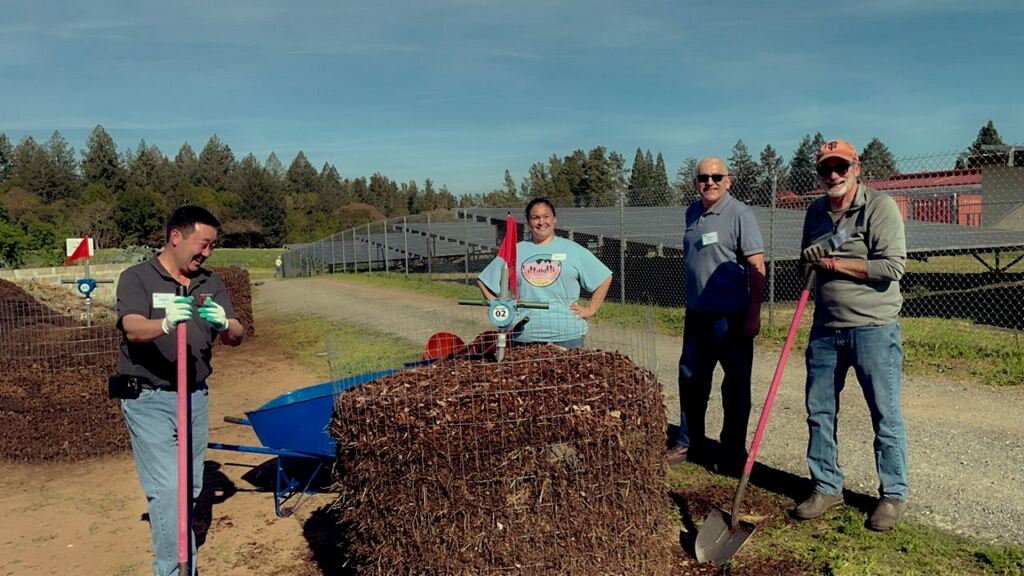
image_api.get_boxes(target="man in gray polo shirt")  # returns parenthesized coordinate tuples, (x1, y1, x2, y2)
(116, 205, 244, 575)
(668, 157, 765, 475)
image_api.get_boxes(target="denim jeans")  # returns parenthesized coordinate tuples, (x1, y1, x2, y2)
(676, 311, 753, 456)
(804, 322, 908, 500)
(122, 387, 209, 576)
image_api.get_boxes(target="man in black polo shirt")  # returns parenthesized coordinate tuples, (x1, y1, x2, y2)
(116, 205, 244, 575)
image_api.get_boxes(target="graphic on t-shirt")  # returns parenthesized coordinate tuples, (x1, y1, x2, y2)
(521, 254, 561, 287)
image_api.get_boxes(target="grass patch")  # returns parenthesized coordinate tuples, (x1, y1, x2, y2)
(205, 248, 282, 270)
(670, 464, 1024, 575)
(261, 312, 422, 381)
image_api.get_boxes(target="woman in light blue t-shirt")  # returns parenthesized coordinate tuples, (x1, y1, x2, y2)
(477, 198, 612, 348)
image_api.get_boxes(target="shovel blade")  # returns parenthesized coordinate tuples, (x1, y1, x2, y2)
(694, 508, 756, 566)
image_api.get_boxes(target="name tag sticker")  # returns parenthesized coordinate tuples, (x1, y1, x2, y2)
(702, 232, 719, 246)
(152, 293, 174, 309)
(551, 253, 567, 261)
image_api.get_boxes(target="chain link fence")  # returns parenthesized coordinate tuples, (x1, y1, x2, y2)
(283, 150, 1024, 334)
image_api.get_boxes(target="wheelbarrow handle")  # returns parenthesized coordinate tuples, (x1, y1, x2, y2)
(223, 415, 251, 426)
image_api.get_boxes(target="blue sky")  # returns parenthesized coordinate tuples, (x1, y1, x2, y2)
(2, 0, 1022, 195)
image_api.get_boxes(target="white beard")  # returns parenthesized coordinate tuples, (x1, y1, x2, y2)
(825, 177, 855, 199)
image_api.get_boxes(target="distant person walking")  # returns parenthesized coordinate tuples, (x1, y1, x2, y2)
(114, 205, 245, 574)
(275, 255, 283, 278)
(792, 139, 909, 532)
(667, 157, 765, 476)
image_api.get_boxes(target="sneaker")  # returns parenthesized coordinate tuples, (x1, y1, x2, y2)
(793, 491, 844, 520)
(868, 497, 907, 531)
(666, 443, 688, 465)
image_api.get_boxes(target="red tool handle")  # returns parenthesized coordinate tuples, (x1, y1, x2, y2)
(176, 289, 190, 574)
(729, 269, 816, 530)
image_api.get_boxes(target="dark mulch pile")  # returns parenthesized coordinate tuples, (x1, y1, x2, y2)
(210, 266, 254, 337)
(330, 345, 673, 575)
(0, 279, 127, 462)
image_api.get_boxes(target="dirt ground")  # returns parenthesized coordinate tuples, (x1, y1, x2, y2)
(3, 275, 1023, 575)
(0, 330, 331, 576)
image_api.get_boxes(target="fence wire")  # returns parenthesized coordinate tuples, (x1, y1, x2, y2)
(283, 150, 1024, 334)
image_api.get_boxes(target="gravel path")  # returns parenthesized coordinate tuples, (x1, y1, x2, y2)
(258, 276, 1024, 545)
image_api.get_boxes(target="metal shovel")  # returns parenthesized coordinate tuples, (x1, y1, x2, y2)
(695, 269, 816, 566)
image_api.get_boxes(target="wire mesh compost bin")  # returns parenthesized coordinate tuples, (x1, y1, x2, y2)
(329, 339, 673, 575)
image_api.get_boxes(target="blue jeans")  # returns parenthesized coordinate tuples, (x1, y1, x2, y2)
(122, 387, 209, 576)
(805, 323, 908, 500)
(676, 311, 752, 456)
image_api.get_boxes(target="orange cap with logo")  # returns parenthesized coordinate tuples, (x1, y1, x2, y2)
(816, 139, 858, 164)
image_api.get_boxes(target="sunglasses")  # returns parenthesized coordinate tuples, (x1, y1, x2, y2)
(697, 173, 726, 184)
(817, 162, 853, 177)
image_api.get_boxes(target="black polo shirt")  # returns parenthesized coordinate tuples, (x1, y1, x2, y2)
(116, 257, 237, 388)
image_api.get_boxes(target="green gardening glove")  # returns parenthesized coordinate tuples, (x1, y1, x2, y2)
(198, 297, 229, 331)
(161, 296, 193, 334)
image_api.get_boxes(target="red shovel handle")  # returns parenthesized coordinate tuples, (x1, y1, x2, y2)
(729, 269, 816, 529)
(176, 290, 190, 573)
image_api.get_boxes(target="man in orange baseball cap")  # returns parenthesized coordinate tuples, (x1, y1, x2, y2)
(793, 138, 910, 532)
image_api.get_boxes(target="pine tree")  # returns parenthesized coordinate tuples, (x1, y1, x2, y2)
(960, 120, 1008, 168)
(0, 133, 12, 182)
(81, 125, 125, 193)
(859, 138, 898, 181)
(585, 146, 616, 207)
(627, 148, 651, 206)
(674, 157, 698, 204)
(232, 153, 285, 246)
(653, 152, 671, 205)
(175, 143, 200, 186)
(728, 140, 761, 203)
(11, 136, 48, 195)
(43, 131, 80, 202)
(285, 151, 319, 195)
(787, 134, 818, 195)
(197, 135, 236, 192)
(758, 144, 787, 206)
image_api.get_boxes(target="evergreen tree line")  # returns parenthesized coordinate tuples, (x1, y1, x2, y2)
(0, 125, 459, 265)
(475, 120, 1013, 210)
(0, 120, 1010, 267)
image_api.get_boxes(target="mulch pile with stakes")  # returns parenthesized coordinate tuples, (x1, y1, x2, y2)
(0, 279, 126, 462)
(0, 267, 254, 462)
(331, 344, 673, 575)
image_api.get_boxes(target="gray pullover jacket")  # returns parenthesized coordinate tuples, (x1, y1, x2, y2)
(801, 183, 906, 327)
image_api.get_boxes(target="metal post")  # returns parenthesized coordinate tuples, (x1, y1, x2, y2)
(768, 168, 777, 327)
(341, 229, 347, 273)
(427, 213, 433, 282)
(619, 194, 625, 304)
(463, 210, 469, 286)
(403, 217, 409, 278)
(367, 222, 372, 273)
(331, 233, 336, 274)
(84, 258, 93, 327)
(384, 218, 390, 274)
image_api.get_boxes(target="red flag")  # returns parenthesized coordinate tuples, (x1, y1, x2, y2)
(497, 214, 517, 298)
(63, 236, 91, 266)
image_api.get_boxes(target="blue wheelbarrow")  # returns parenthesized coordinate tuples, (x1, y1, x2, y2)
(208, 368, 397, 517)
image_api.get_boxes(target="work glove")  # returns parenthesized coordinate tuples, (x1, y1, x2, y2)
(161, 296, 193, 335)
(801, 244, 829, 263)
(198, 297, 229, 331)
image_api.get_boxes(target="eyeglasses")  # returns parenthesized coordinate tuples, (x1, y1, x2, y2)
(817, 162, 853, 177)
(696, 173, 726, 184)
